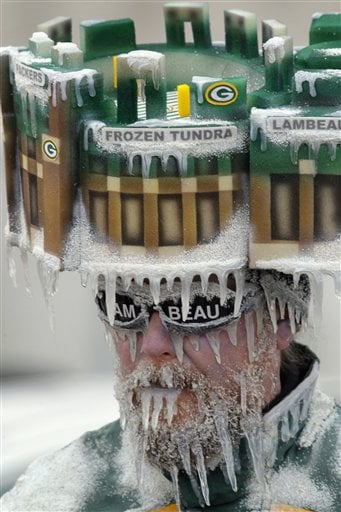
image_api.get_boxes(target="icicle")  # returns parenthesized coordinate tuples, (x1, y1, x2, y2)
(142, 153, 151, 178)
(175, 434, 203, 505)
(233, 446, 241, 474)
(165, 390, 179, 425)
(255, 307, 263, 336)
(60, 81, 68, 102)
(189, 335, 200, 352)
(37, 259, 60, 333)
(20, 90, 28, 123)
(300, 387, 314, 420)
(120, 390, 133, 430)
(199, 270, 210, 295)
(43, 68, 97, 108)
(86, 71, 96, 98)
(266, 423, 279, 467)
(136, 433, 147, 488)
(181, 276, 192, 321)
(294, 71, 321, 97)
(141, 389, 152, 431)
(219, 271, 229, 306)
(106, 272, 117, 326)
(288, 303, 296, 335)
(161, 152, 169, 171)
(206, 332, 221, 364)
(306, 271, 324, 331)
(151, 391, 164, 431)
(166, 275, 175, 291)
(28, 93, 37, 136)
(177, 434, 191, 474)
(233, 269, 245, 317)
(119, 404, 127, 430)
(122, 274, 132, 292)
(245, 312, 255, 363)
(74, 69, 96, 107)
(263, 288, 277, 333)
(128, 153, 134, 173)
(170, 466, 181, 512)
(295, 307, 302, 325)
(278, 297, 286, 319)
(245, 427, 265, 485)
(80, 269, 89, 287)
(179, 151, 188, 177)
(135, 274, 145, 287)
(280, 413, 290, 442)
(90, 272, 100, 297)
(215, 415, 237, 492)
(161, 366, 174, 388)
(308, 140, 320, 166)
(332, 271, 341, 298)
(194, 78, 205, 104)
(239, 373, 247, 415)
(103, 322, 115, 347)
(150, 276, 161, 305)
(263, 36, 285, 64)
(293, 271, 301, 289)
(20, 247, 32, 296)
(253, 125, 267, 151)
(220, 464, 230, 488)
(290, 139, 300, 165)
(83, 121, 105, 151)
(7, 245, 17, 288)
(127, 50, 163, 91)
(289, 403, 300, 437)
(191, 439, 210, 506)
(328, 141, 337, 161)
(227, 320, 238, 346)
(127, 330, 137, 361)
(172, 333, 184, 363)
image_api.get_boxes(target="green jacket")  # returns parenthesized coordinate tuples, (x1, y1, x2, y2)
(2, 349, 340, 512)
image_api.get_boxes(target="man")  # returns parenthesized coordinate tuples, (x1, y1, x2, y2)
(1, 3, 340, 511)
(2, 269, 340, 511)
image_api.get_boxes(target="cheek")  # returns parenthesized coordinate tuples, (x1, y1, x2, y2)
(182, 318, 256, 385)
(183, 335, 246, 386)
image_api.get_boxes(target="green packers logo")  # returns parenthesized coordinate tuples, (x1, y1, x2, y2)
(205, 81, 238, 106)
(42, 138, 59, 160)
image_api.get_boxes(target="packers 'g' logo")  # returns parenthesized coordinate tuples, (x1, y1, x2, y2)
(42, 139, 59, 160)
(205, 81, 238, 106)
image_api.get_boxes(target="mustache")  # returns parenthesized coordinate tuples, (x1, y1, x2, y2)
(123, 362, 208, 391)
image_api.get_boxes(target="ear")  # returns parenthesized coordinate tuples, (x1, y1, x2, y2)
(276, 319, 294, 351)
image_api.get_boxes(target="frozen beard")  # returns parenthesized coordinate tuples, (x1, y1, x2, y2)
(112, 313, 279, 506)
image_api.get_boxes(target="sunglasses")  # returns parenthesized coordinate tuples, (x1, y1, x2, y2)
(96, 285, 263, 336)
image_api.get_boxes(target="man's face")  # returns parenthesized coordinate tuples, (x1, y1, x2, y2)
(114, 309, 282, 423)
(97, 279, 290, 442)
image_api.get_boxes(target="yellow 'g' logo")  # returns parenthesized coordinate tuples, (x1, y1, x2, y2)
(205, 81, 238, 106)
(42, 139, 59, 160)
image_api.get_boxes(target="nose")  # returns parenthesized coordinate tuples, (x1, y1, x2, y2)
(141, 312, 176, 360)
